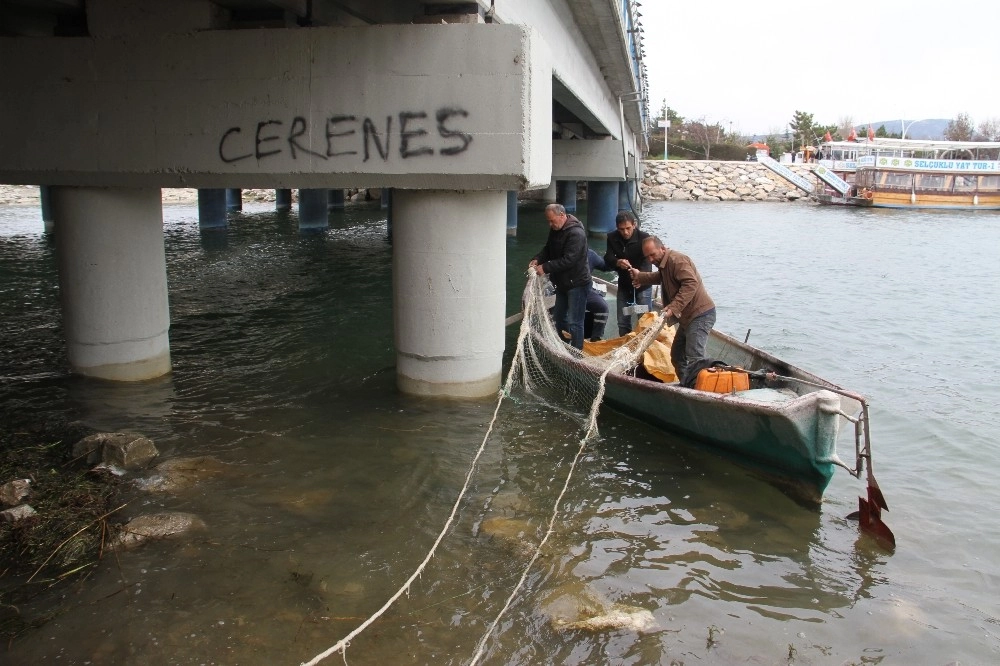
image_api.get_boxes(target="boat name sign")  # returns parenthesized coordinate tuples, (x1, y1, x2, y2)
(875, 157, 1000, 172)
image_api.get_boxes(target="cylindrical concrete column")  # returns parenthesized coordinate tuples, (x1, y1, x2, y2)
(51, 186, 171, 381)
(392, 189, 506, 397)
(384, 188, 393, 242)
(540, 179, 557, 202)
(506, 190, 518, 237)
(226, 188, 242, 212)
(556, 180, 577, 212)
(275, 189, 292, 211)
(586, 181, 618, 237)
(40, 185, 54, 233)
(618, 180, 632, 210)
(298, 188, 329, 230)
(328, 189, 345, 210)
(198, 189, 228, 229)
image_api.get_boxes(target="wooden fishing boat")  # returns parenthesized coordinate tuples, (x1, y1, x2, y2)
(815, 137, 1000, 210)
(521, 276, 893, 547)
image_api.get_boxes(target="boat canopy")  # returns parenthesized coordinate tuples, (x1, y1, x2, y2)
(820, 137, 1000, 158)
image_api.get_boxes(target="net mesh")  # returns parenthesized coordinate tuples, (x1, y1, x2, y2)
(505, 272, 672, 432)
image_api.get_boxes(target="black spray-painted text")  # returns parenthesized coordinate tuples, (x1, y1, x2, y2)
(219, 108, 473, 164)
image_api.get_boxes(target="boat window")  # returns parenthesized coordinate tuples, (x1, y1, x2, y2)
(878, 171, 913, 189)
(913, 173, 949, 191)
(980, 175, 1000, 190)
(953, 175, 978, 192)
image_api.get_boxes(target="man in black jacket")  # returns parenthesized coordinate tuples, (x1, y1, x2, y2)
(604, 210, 652, 335)
(529, 203, 591, 349)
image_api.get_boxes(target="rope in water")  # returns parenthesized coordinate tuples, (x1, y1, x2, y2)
(468, 317, 664, 664)
(299, 283, 537, 666)
(300, 275, 666, 666)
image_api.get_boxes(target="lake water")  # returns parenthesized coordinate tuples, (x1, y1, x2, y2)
(1, 197, 998, 665)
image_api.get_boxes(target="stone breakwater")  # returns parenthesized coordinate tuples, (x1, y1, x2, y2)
(640, 159, 821, 203)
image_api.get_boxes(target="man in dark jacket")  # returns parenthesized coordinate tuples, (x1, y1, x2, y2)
(604, 210, 652, 335)
(529, 203, 591, 349)
(629, 235, 716, 386)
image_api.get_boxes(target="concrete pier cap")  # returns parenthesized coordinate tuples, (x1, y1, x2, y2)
(0, 24, 553, 191)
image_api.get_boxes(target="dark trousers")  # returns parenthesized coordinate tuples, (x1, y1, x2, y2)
(672, 308, 716, 385)
(553, 283, 590, 350)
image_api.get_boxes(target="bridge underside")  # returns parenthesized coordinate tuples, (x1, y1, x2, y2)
(0, 1, 648, 397)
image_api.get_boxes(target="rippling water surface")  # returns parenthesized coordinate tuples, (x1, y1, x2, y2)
(1, 198, 998, 665)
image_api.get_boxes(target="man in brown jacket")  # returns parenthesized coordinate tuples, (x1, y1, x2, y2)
(629, 235, 716, 386)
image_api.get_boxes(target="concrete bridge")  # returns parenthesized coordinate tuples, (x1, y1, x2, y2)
(0, 0, 650, 397)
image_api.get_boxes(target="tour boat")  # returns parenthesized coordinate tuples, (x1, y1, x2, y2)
(815, 138, 1000, 210)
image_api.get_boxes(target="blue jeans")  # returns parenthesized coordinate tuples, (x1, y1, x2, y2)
(553, 283, 590, 350)
(615, 283, 652, 336)
(672, 308, 716, 385)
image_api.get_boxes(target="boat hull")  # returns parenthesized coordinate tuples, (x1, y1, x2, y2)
(526, 320, 846, 505)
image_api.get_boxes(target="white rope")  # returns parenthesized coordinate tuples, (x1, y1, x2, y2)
(299, 276, 538, 666)
(300, 272, 666, 666)
(468, 312, 666, 665)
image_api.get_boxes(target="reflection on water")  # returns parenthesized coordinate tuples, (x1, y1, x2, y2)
(1, 200, 998, 664)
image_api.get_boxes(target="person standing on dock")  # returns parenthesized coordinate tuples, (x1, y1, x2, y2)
(529, 203, 591, 350)
(603, 210, 652, 335)
(629, 236, 716, 386)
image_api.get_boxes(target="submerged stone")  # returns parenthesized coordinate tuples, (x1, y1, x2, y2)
(112, 512, 206, 550)
(73, 432, 159, 469)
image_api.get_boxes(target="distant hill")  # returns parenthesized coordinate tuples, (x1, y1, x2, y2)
(862, 119, 950, 140)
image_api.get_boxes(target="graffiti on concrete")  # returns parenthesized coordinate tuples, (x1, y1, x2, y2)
(219, 108, 473, 164)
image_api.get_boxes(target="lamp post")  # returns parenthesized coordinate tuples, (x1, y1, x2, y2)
(900, 118, 918, 139)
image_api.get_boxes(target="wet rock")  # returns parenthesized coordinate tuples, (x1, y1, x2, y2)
(479, 516, 539, 557)
(0, 479, 31, 506)
(0, 504, 37, 522)
(73, 432, 159, 469)
(112, 512, 206, 550)
(134, 455, 229, 492)
(541, 582, 656, 633)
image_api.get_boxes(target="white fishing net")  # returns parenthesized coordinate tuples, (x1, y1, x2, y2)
(504, 272, 671, 432)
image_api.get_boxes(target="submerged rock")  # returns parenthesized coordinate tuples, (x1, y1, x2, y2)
(135, 456, 229, 492)
(541, 582, 656, 634)
(112, 512, 206, 550)
(73, 432, 159, 469)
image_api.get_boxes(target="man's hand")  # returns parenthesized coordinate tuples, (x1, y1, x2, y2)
(616, 259, 632, 270)
(628, 267, 641, 287)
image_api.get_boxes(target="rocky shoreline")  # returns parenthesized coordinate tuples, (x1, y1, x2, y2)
(640, 159, 819, 203)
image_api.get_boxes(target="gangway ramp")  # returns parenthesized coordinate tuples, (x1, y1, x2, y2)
(757, 154, 814, 194)
(813, 164, 851, 194)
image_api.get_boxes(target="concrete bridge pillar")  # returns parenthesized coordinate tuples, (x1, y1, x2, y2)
(298, 188, 329, 230)
(40, 185, 54, 233)
(226, 188, 242, 212)
(557, 180, 577, 212)
(275, 189, 292, 211)
(506, 191, 518, 236)
(328, 189, 345, 210)
(586, 180, 618, 237)
(198, 189, 228, 229)
(51, 186, 171, 381)
(618, 179, 633, 210)
(392, 189, 506, 397)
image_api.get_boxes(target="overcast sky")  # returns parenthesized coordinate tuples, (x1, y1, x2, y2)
(639, 0, 1000, 135)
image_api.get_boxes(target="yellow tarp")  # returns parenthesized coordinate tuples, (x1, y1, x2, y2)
(581, 312, 679, 383)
